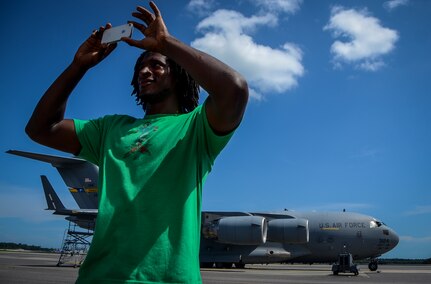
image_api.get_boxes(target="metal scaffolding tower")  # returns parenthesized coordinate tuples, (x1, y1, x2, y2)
(57, 221, 93, 267)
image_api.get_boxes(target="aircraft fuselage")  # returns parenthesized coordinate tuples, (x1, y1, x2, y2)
(200, 211, 399, 267)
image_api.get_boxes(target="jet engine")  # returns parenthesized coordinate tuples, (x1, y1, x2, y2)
(203, 216, 267, 245)
(267, 218, 309, 244)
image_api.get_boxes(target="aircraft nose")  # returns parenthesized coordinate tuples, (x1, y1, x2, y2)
(390, 229, 399, 248)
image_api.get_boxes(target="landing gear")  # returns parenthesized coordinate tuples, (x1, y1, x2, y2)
(201, 261, 245, 269)
(331, 253, 359, 276)
(368, 259, 378, 271)
(215, 262, 233, 269)
(200, 262, 214, 268)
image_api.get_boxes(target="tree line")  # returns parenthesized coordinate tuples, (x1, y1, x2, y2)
(0, 242, 57, 252)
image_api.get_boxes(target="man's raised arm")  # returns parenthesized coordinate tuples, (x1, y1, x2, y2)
(123, 2, 249, 134)
(26, 24, 116, 154)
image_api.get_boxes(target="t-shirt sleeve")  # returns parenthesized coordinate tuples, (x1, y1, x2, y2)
(74, 117, 106, 166)
(198, 102, 235, 162)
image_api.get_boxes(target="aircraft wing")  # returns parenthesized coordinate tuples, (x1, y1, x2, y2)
(203, 211, 253, 217)
(203, 211, 296, 220)
(6, 149, 86, 165)
(6, 149, 99, 189)
(250, 212, 296, 220)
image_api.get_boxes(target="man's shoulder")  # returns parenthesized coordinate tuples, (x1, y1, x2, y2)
(97, 114, 138, 124)
(75, 114, 139, 134)
(181, 104, 204, 119)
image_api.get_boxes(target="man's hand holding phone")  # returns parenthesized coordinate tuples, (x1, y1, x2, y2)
(73, 23, 120, 70)
(101, 23, 133, 44)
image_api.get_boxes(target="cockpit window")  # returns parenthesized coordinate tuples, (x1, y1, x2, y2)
(370, 220, 383, 228)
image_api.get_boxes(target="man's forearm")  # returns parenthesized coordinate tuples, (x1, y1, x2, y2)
(160, 35, 249, 133)
(161, 36, 248, 100)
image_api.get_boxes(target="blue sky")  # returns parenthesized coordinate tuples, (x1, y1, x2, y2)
(0, 0, 430, 259)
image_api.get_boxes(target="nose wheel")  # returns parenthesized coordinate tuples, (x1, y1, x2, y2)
(368, 259, 378, 271)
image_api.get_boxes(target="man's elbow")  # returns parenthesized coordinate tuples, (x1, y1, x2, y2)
(25, 123, 40, 142)
(227, 75, 249, 124)
(25, 122, 48, 144)
(233, 75, 249, 104)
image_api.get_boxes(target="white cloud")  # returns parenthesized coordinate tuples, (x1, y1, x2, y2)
(191, 9, 304, 100)
(188, 0, 303, 16)
(400, 235, 431, 243)
(324, 6, 399, 71)
(358, 60, 385, 71)
(383, 0, 409, 11)
(251, 0, 302, 14)
(351, 147, 381, 159)
(187, 0, 217, 16)
(196, 9, 278, 34)
(404, 205, 431, 216)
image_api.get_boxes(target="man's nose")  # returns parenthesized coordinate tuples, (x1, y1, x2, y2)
(139, 65, 151, 76)
(138, 67, 152, 83)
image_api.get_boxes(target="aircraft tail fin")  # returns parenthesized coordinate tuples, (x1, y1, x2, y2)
(68, 187, 98, 209)
(7, 150, 99, 210)
(41, 175, 65, 210)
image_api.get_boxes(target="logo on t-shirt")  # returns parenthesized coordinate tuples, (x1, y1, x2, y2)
(123, 122, 158, 159)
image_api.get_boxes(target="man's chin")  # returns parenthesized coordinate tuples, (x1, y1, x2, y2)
(138, 91, 171, 105)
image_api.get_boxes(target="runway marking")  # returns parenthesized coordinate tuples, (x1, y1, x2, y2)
(371, 269, 431, 274)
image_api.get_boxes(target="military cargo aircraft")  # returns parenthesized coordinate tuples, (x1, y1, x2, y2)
(7, 149, 399, 271)
(200, 210, 398, 271)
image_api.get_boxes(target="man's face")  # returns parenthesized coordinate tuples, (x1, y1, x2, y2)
(137, 52, 176, 105)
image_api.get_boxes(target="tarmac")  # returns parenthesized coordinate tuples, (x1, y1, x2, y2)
(1, 250, 430, 284)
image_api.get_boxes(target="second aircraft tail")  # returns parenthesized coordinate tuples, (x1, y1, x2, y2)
(41, 175, 65, 210)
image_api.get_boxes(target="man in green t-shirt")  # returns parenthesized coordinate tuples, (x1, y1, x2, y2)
(25, 2, 248, 283)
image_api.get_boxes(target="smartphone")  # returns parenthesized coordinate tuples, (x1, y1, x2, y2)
(101, 23, 133, 44)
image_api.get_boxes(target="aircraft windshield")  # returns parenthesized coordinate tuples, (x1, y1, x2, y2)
(370, 220, 383, 228)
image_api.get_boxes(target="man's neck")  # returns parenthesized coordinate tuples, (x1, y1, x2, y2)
(144, 100, 180, 116)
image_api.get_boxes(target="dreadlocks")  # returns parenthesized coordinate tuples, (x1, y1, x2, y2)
(131, 51, 200, 113)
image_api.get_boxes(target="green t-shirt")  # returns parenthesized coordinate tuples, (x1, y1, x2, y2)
(74, 104, 233, 283)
